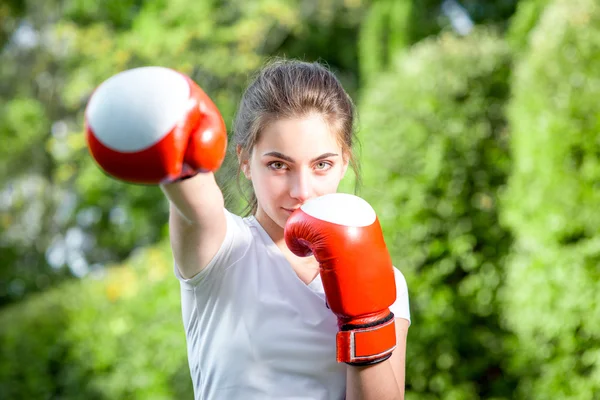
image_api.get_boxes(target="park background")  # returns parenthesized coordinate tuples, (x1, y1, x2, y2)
(1, 0, 599, 398)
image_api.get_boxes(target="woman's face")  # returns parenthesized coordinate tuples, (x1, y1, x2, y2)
(242, 113, 349, 235)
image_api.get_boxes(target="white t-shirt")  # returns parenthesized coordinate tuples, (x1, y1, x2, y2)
(174, 209, 410, 400)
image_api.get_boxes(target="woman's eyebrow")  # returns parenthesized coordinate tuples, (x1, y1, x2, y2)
(262, 151, 339, 163)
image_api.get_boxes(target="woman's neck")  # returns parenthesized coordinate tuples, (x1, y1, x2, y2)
(254, 209, 285, 245)
(254, 208, 316, 264)
(254, 208, 319, 283)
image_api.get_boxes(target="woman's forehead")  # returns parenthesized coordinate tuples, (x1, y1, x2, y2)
(255, 115, 341, 151)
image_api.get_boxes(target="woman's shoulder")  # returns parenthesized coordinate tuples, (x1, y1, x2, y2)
(392, 267, 408, 292)
(177, 209, 255, 286)
(391, 267, 411, 325)
(224, 208, 253, 233)
(225, 209, 270, 246)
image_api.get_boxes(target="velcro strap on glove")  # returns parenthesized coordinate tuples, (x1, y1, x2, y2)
(336, 312, 396, 366)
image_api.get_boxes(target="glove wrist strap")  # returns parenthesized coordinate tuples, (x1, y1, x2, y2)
(336, 312, 396, 366)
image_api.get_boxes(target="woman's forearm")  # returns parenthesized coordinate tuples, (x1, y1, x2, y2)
(346, 358, 403, 400)
(160, 172, 223, 224)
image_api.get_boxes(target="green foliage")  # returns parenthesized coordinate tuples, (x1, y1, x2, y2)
(506, 0, 552, 52)
(360, 29, 515, 399)
(0, 97, 50, 179)
(271, 0, 367, 96)
(458, 0, 520, 26)
(358, 0, 413, 82)
(357, 0, 521, 84)
(500, 0, 600, 397)
(502, 0, 600, 247)
(64, 0, 146, 29)
(0, 241, 193, 399)
(0, 0, 25, 47)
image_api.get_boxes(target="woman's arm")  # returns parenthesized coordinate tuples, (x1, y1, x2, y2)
(346, 319, 410, 400)
(160, 172, 227, 279)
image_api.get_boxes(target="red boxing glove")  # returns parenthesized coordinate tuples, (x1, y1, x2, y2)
(85, 66, 227, 184)
(284, 193, 397, 366)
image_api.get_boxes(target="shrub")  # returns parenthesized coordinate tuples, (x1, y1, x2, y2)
(359, 29, 515, 399)
(0, 242, 193, 399)
(358, 0, 414, 82)
(506, 0, 552, 52)
(500, 0, 600, 397)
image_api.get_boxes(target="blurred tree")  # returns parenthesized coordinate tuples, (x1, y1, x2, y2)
(358, 0, 520, 83)
(272, 0, 367, 96)
(0, 0, 366, 307)
(358, 0, 413, 82)
(0, 0, 107, 307)
(506, 0, 552, 52)
(0, 0, 26, 48)
(360, 29, 516, 399)
(500, 0, 600, 397)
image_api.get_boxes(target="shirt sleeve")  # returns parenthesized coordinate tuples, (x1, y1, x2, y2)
(389, 267, 411, 326)
(173, 208, 252, 288)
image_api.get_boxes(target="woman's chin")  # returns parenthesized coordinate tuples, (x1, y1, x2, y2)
(278, 212, 295, 229)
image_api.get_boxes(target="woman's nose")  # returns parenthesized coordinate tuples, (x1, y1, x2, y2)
(289, 169, 312, 203)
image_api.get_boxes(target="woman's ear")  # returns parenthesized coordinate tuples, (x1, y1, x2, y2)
(236, 145, 251, 179)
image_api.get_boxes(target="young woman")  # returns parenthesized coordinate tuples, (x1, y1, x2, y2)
(85, 59, 410, 399)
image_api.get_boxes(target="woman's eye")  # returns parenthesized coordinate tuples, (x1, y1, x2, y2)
(315, 161, 332, 171)
(268, 161, 286, 170)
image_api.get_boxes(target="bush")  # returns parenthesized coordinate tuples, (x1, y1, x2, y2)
(506, 0, 552, 52)
(359, 29, 515, 399)
(357, 0, 521, 84)
(0, 242, 193, 399)
(358, 0, 413, 82)
(500, 0, 600, 398)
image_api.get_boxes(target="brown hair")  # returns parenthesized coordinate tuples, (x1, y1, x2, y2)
(232, 58, 361, 215)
